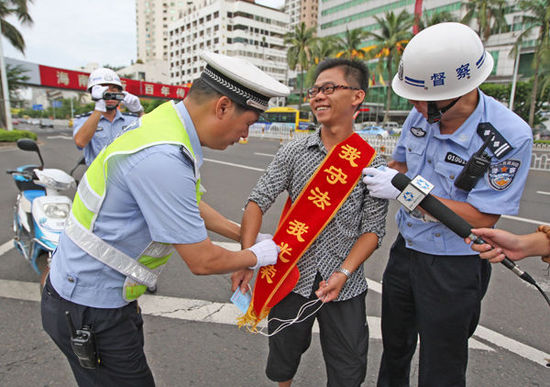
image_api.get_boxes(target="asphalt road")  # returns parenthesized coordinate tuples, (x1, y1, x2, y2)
(0, 127, 548, 386)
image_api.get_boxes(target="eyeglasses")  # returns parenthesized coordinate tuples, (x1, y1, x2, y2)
(307, 82, 361, 98)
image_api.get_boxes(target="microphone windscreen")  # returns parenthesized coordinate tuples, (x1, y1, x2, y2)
(390, 173, 473, 238)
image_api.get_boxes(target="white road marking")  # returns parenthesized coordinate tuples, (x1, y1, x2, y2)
(501, 215, 550, 226)
(0, 278, 491, 352)
(536, 191, 550, 196)
(0, 240, 14, 256)
(47, 135, 73, 140)
(1, 246, 548, 364)
(204, 158, 265, 172)
(254, 152, 275, 157)
(474, 326, 550, 367)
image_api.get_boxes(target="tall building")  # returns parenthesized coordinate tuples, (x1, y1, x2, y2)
(284, 0, 319, 30)
(168, 0, 289, 90)
(317, 0, 536, 82)
(136, 0, 189, 63)
(317, 0, 538, 113)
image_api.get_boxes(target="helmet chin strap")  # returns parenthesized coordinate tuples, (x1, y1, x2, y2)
(427, 97, 461, 124)
(105, 102, 120, 111)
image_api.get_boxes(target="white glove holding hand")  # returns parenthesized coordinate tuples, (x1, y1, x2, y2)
(247, 239, 280, 270)
(362, 166, 400, 199)
(91, 85, 108, 112)
(122, 91, 143, 113)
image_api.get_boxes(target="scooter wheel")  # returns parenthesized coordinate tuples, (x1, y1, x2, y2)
(146, 286, 157, 294)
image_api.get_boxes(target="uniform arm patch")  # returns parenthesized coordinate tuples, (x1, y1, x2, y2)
(487, 159, 520, 190)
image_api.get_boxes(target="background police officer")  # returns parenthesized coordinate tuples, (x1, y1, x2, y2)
(73, 67, 144, 165)
(363, 23, 533, 386)
(41, 52, 289, 386)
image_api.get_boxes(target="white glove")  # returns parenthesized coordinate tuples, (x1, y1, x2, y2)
(362, 166, 400, 199)
(91, 85, 108, 112)
(255, 233, 273, 244)
(247, 239, 280, 270)
(91, 85, 108, 100)
(122, 91, 143, 113)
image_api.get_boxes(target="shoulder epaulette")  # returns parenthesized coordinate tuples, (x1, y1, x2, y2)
(122, 112, 140, 117)
(476, 122, 513, 159)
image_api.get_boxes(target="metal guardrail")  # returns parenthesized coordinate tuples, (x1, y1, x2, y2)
(248, 130, 550, 172)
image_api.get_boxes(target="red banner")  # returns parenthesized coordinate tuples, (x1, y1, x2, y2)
(38, 65, 189, 100)
(238, 133, 376, 329)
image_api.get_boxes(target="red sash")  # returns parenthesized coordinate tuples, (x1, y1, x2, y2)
(238, 133, 376, 329)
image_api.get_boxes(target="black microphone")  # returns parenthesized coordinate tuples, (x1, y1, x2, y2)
(391, 173, 537, 286)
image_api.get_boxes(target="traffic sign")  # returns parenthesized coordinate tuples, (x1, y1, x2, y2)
(32, 104, 43, 111)
(52, 100, 62, 108)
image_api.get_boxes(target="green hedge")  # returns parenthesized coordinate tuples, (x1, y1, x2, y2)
(534, 140, 550, 145)
(0, 129, 37, 142)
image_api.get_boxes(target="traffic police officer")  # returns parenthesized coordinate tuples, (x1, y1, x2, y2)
(41, 52, 289, 386)
(73, 67, 144, 165)
(363, 23, 533, 386)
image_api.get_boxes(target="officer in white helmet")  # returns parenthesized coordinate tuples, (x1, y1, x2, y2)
(362, 23, 532, 386)
(41, 51, 289, 386)
(73, 67, 144, 165)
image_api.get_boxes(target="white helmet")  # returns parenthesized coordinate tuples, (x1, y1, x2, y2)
(87, 68, 122, 91)
(392, 22, 493, 101)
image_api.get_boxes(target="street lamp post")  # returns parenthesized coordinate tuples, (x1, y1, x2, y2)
(509, 47, 520, 111)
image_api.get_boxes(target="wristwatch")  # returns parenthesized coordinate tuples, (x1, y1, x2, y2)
(336, 267, 351, 279)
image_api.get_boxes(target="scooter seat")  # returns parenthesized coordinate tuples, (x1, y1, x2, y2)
(23, 189, 46, 203)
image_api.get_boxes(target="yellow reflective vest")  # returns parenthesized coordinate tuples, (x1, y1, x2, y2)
(65, 101, 201, 301)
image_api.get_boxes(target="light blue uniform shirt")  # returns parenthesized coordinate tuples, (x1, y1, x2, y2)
(51, 102, 207, 308)
(392, 90, 532, 255)
(73, 110, 138, 165)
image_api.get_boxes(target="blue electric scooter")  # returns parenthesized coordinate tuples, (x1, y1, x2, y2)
(6, 139, 76, 282)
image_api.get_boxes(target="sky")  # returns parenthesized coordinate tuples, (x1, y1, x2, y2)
(2, 0, 285, 71)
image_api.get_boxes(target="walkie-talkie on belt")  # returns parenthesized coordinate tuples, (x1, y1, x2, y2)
(65, 311, 99, 369)
(454, 134, 493, 191)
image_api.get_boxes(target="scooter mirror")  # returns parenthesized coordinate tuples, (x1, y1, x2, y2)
(16, 138, 44, 169)
(17, 138, 39, 152)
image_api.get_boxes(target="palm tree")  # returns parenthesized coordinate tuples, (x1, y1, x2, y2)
(537, 44, 550, 98)
(284, 22, 316, 110)
(461, 0, 507, 44)
(310, 36, 338, 65)
(304, 36, 339, 87)
(417, 10, 458, 31)
(0, 0, 33, 128)
(365, 10, 413, 122)
(6, 63, 28, 106)
(514, 0, 550, 127)
(0, 0, 33, 54)
(336, 28, 369, 59)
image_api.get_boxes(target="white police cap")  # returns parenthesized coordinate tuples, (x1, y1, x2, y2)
(200, 51, 290, 112)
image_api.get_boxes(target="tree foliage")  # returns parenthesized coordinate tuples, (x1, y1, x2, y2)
(0, 0, 33, 54)
(514, 0, 550, 127)
(365, 10, 413, 122)
(305, 36, 339, 87)
(335, 28, 369, 59)
(7, 63, 29, 106)
(417, 10, 457, 31)
(284, 22, 317, 110)
(480, 81, 549, 127)
(461, 0, 508, 43)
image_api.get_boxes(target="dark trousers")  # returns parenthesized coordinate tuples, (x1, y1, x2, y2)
(377, 235, 490, 387)
(266, 273, 369, 387)
(41, 277, 155, 387)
